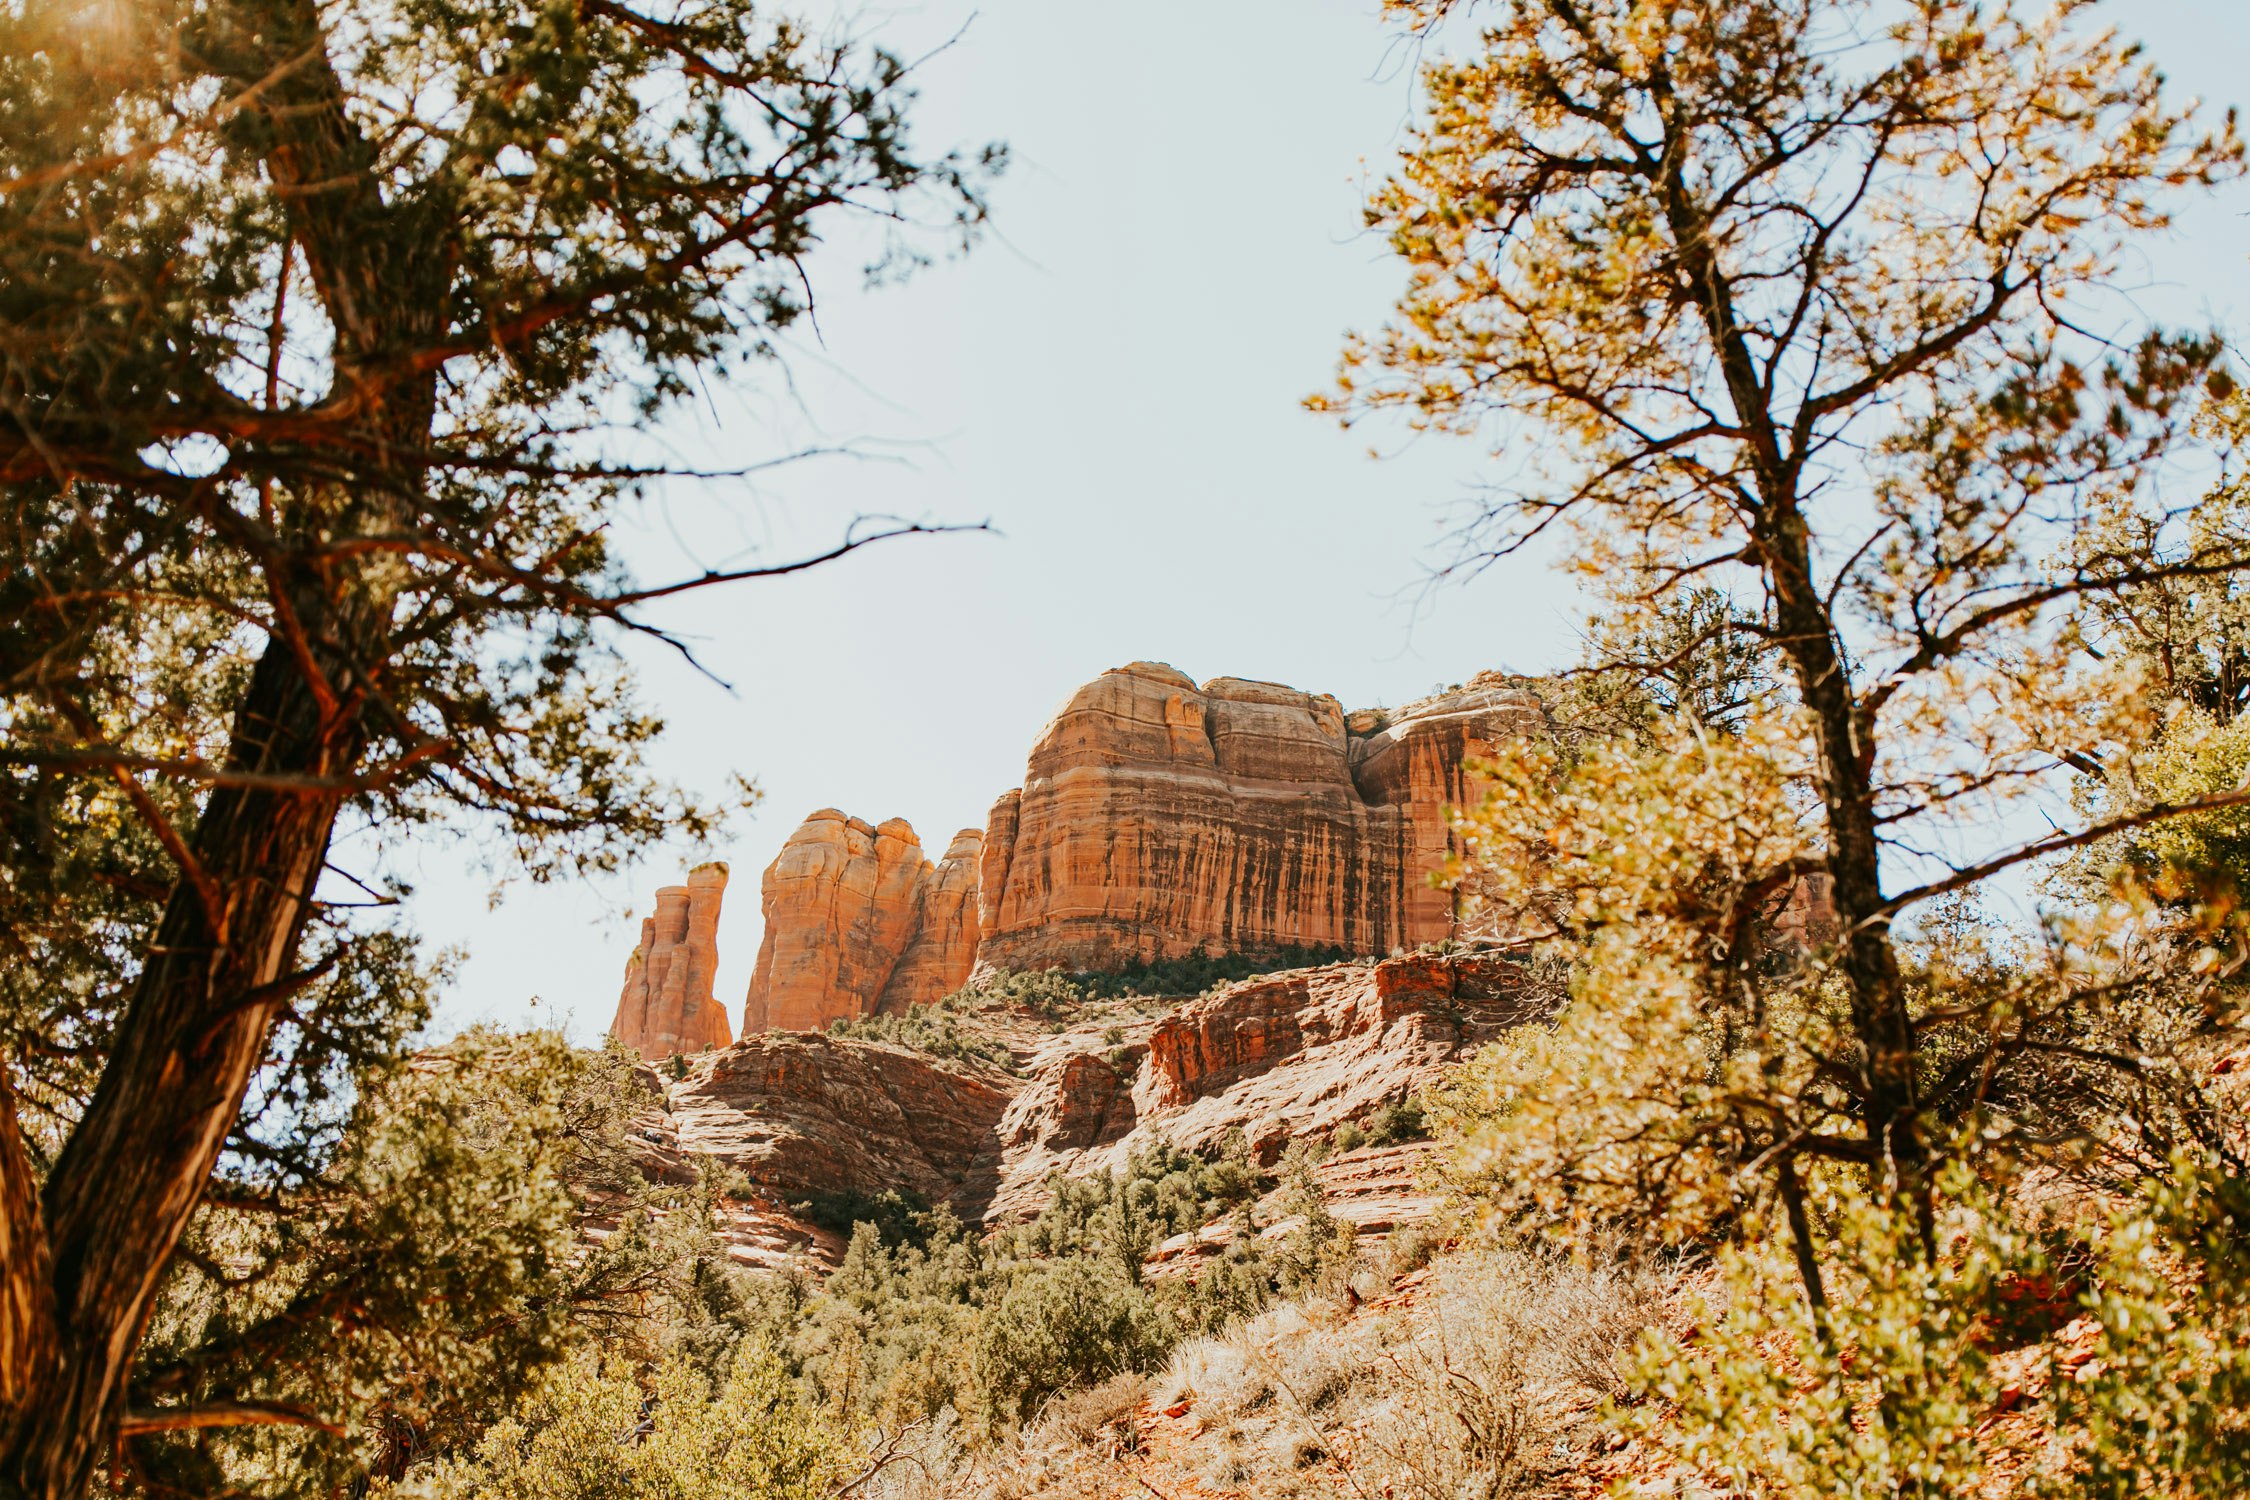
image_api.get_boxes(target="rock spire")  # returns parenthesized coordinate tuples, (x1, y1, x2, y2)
(611, 862, 733, 1058)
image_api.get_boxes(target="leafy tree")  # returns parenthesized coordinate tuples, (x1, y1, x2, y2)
(408, 1341, 854, 1500)
(1622, 1157, 2043, 1499)
(125, 1031, 584, 1492)
(0, 0, 992, 1486)
(1322, 0, 2249, 1215)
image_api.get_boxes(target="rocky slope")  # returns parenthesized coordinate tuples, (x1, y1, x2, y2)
(626, 949, 1546, 1268)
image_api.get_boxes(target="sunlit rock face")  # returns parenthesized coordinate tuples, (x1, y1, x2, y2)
(722, 662, 1552, 1036)
(611, 862, 733, 1058)
(970, 663, 1553, 973)
(642, 950, 1541, 1253)
(877, 828, 986, 1012)
(739, 812, 983, 1034)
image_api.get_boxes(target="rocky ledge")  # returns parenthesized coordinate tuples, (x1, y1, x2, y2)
(624, 950, 1547, 1268)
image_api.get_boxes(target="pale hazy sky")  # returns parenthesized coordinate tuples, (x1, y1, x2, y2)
(408, 0, 2250, 1045)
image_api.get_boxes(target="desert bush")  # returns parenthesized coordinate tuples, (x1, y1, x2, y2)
(2045, 1152, 2250, 1498)
(975, 1255, 1176, 1426)
(790, 1188, 935, 1251)
(944, 969, 1093, 1022)
(1363, 1096, 1429, 1147)
(1619, 1157, 2060, 1499)
(409, 1341, 853, 1500)
(1158, 1244, 1658, 1500)
(829, 1002, 1017, 1073)
(1382, 1223, 1442, 1279)
(1074, 945, 1353, 1001)
(1033, 1372, 1148, 1454)
(785, 1213, 984, 1428)
(757, 1137, 1300, 1437)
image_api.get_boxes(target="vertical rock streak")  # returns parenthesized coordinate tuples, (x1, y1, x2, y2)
(719, 663, 1548, 1034)
(613, 862, 733, 1058)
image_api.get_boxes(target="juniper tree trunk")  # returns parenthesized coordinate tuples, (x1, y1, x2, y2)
(0, 0, 442, 1483)
(0, 630, 366, 1496)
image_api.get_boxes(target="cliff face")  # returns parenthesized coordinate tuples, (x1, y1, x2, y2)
(974, 664, 1550, 974)
(612, 862, 733, 1059)
(740, 812, 983, 1034)
(719, 663, 1551, 1037)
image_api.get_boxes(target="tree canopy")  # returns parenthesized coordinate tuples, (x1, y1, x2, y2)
(0, 0, 992, 1489)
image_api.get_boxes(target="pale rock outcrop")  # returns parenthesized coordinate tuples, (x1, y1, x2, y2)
(611, 862, 733, 1058)
(740, 813, 983, 1033)
(971, 664, 1551, 972)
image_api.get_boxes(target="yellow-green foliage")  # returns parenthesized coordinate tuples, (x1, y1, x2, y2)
(411, 1343, 852, 1500)
(2112, 707, 2250, 885)
(1621, 1160, 2035, 1499)
(1429, 715, 1855, 1245)
(2048, 1156, 2250, 1498)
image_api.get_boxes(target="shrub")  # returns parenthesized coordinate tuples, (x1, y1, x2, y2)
(1618, 1159, 2044, 1499)
(413, 1341, 852, 1500)
(789, 1188, 934, 1250)
(2048, 1153, 2250, 1498)
(1074, 944, 1354, 1001)
(1362, 1096, 1427, 1146)
(827, 1002, 1016, 1073)
(1157, 1245, 1656, 1500)
(975, 1252, 1177, 1425)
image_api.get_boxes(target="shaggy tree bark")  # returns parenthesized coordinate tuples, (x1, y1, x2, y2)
(0, 0, 986, 1482)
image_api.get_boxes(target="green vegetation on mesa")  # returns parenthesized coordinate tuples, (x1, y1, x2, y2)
(825, 947, 1359, 1070)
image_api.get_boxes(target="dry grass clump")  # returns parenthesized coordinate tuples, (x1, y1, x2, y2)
(856, 1236, 1664, 1500)
(854, 1376, 1154, 1500)
(1154, 1239, 1662, 1499)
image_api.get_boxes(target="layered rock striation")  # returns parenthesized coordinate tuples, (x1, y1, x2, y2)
(612, 862, 734, 1058)
(632, 950, 1544, 1265)
(740, 813, 983, 1034)
(974, 664, 1550, 974)
(725, 663, 1551, 1035)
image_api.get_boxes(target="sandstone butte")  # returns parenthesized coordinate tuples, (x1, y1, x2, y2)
(610, 862, 734, 1059)
(711, 661, 1553, 1041)
(739, 815, 984, 1034)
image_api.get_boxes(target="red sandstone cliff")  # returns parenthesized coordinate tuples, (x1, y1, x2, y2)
(611, 862, 733, 1059)
(974, 664, 1550, 973)
(722, 663, 1551, 1036)
(739, 812, 984, 1034)
(633, 951, 1543, 1266)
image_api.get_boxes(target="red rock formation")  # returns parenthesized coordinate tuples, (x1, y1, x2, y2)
(612, 862, 733, 1059)
(878, 828, 985, 1012)
(666, 1031, 1013, 1209)
(985, 952, 1542, 1219)
(645, 951, 1543, 1248)
(740, 812, 984, 1034)
(972, 664, 1551, 971)
(723, 663, 1550, 1037)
